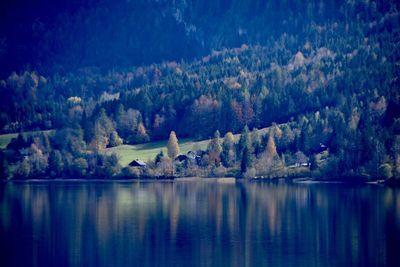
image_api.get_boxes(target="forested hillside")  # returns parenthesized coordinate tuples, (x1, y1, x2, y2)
(0, 0, 399, 181)
(1, 0, 398, 76)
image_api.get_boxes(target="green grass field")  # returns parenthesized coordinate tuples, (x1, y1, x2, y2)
(0, 130, 54, 149)
(106, 138, 210, 166)
(106, 126, 274, 166)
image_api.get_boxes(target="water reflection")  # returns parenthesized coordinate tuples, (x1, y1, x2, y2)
(1, 180, 400, 267)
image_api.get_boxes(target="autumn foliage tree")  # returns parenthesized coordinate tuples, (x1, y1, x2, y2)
(255, 134, 283, 177)
(266, 135, 278, 159)
(207, 130, 222, 166)
(167, 131, 179, 159)
(136, 123, 150, 142)
(221, 132, 236, 167)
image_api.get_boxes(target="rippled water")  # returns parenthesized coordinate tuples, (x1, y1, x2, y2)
(1, 179, 400, 267)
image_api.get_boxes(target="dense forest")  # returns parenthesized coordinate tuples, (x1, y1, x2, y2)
(0, 0, 399, 182)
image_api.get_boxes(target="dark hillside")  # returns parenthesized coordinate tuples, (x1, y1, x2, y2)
(1, 0, 398, 77)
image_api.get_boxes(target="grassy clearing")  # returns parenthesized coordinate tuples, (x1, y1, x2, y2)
(106, 138, 209, 166)
(106, 125, 275, 166)
(0, 130, 54, 149)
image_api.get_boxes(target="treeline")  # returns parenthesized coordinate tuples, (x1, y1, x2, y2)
(1, 126, 120, 179)
(144, 106, 399, 181)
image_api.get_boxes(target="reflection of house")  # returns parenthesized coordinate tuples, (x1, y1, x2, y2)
(129, 159, 146, 167)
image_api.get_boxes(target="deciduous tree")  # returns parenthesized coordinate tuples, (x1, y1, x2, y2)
(221, 132, 235, 167)
(207, 130, 222, 166)
(167, 131, 179, 159)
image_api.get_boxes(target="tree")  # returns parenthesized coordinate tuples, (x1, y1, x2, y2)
(254, 135, 283, 177)
(28, 143, 48, 176)
(0, 152, 7, 179)
(155, 150, 165, 164)
(167, 131, 179, 159)
(379, 163, 393, 179)
(16, 158, 31, 178)
(90, 122, 109, 151)
(109, 131, 123, 147)
(184, 95, 220, 138)
(240, 146, 253, 174)
(48, 150, 64, 177)
(72, 157, 88, 177)
(93, 153, 121, 178)
(251, 128, 262, 155)
(266, 135, 278, 159)
(136, 122, 150, 142)
(207, 130, 222, 166)
(38, 132, 51, 153)
(221, 132, 235, 167)
(89, 109, 116, 150)
(395, 156, 400, 180)
(7, 133, 26, 150)
(237, 125, 252, 156)
(238, 126, 254, 174)
(157, 157, 174, 177)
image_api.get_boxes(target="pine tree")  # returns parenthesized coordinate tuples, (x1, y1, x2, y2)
(167, 131, 179, 159)
(251, 128, 262, 155)
(48, 150, 64, 176)
(240, 146, 253, 174)
(237, 125, 251, 156)
(155, 150, 165, 164)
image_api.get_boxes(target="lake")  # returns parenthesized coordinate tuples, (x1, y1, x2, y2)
(1, 179, 400, 267)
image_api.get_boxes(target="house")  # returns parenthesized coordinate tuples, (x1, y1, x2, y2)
(312, 143, 328, 154)
(293, 151, 310, 167)
(175, 151, 201, 164)
(186, 151, 197, 160)
(129, 159, 146, 167)
(175, 154, 189, 162)
(295, 162, 311, 167)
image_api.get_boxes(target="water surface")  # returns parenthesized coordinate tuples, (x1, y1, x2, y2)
(1, 180, 400, 267)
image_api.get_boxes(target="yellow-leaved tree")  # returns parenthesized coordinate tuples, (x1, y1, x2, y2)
(167, 131, 180, 159)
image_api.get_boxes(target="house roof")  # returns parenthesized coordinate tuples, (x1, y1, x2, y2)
(175, 154, 188, 161)
(129, 159, 146, 167)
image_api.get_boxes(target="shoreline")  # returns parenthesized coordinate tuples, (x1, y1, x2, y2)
(0, 176, 394, 186)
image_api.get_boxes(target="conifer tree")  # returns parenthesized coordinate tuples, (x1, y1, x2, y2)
(240, 146, 252, 174)
(48, 150, 64, 176)
(237, 125, 251, 156)
(155, 150, 165, 164)
(237, 126, 255, 174)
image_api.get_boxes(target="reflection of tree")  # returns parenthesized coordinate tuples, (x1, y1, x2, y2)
(1, 182, 400, 266)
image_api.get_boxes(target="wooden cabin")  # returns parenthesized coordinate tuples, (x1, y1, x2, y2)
(129, 159, 146, 167)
